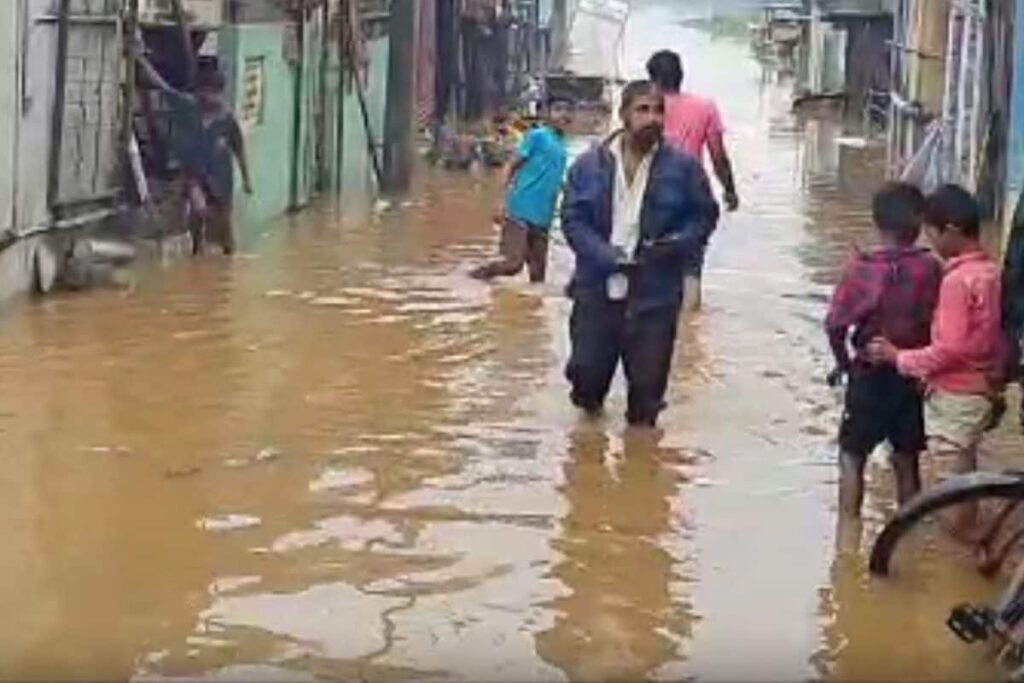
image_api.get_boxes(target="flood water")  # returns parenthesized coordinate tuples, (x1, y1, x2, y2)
(0, 4, 1013, 682)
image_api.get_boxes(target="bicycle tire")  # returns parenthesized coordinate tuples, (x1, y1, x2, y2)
(870, 471, 1024, 577)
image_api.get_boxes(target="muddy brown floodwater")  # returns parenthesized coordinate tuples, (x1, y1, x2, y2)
(0, 5, 1014, 682)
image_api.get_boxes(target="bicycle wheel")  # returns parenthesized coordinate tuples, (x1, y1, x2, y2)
(870, 471, 1024, 577)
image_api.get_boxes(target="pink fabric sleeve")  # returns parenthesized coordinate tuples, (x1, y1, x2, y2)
(706, 101, 725, 137)
(896, 276, 970, 380)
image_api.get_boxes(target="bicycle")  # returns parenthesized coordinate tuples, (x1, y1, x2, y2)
(870, 470, 1024, 677)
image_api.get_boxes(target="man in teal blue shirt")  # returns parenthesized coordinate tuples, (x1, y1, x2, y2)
(471, 98, 572, 283)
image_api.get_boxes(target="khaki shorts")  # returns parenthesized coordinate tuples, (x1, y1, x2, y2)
(924, 391, 994, 478)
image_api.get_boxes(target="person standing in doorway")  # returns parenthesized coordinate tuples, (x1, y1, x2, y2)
(134, 46, 253, 255)
(470, 97, 573, 283)
(647, 50, 738, 310)
(562, 81, 718, 427)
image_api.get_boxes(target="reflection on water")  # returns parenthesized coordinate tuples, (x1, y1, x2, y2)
(536, 428, 694, 681)
(0, 3, 1010, 682)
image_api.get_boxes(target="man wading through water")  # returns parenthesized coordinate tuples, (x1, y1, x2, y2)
(647, 50, 739, 311)
(562, 81, 719, 427)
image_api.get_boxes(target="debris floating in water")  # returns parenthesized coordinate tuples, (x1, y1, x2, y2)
(165, 465, 202, 479)
(224, 448, 282, 469)
(308, 466, 375, 493)
(196, 514, 262, 532)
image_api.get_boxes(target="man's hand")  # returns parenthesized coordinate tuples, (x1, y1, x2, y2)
(243, 178, 254, 196)
(614, 246, 638, 272)
(724, 190, 739, 212)
(826, 367, 846, 388)
(866, 337, 899, 366)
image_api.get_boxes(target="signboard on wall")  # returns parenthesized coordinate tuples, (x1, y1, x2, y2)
(240, 57, 265, 130)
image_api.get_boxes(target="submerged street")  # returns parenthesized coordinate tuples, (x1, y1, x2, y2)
(0, 3, 1011, 681)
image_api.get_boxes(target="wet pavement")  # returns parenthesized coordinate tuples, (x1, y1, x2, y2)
(0, 4, 1013, 682)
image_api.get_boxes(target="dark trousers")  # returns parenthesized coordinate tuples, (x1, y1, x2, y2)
(565, 295, 680, 426)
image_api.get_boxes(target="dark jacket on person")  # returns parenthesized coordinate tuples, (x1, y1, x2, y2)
(561, 131, 720, 312)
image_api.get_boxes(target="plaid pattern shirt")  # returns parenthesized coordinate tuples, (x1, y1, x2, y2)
(826, 246, 943, 369)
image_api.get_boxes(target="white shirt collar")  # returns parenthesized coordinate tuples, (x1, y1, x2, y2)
(609, 136, 656, 257)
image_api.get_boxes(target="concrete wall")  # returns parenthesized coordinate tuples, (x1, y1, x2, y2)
(219, 23, 299, 241)
(802, 13, 847, 95)
(907, 0, 949, 116)
(0, 0, 68, 301)
(211, 19, 390, 239)
(0, 2, 17, 233)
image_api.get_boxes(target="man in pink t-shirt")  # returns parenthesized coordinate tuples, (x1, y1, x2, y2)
(647, 51, 738, 310)
(647, 51, 738, 211)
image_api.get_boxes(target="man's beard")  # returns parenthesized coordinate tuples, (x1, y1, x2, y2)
(632, 126, 662, 149)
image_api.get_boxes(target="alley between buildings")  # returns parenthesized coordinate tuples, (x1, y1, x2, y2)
(0, 2, 1016, 681)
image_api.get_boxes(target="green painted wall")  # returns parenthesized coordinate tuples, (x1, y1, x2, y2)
(220, 24, 298, 240)
(219, 23, 390, 236)
(339, 36, 390, 206)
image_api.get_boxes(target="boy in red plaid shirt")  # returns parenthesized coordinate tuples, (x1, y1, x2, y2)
(826, 182, 942, 518)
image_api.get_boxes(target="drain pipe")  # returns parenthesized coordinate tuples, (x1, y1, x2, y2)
(334, 0, 347, 196)
(290, 0, 307, 210)
(46, 0, 70, 213)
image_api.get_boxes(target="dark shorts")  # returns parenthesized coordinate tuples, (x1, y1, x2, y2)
(184, 178, 235, 254)
(839, 365, 926, 458)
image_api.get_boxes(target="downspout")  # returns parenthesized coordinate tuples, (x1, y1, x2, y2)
(318, 0, 329, 192)
(334, 0, 346, 197)
(290, 0, 307, 210)
(46, 0, 71, 216)
(10, 0, 27, 232)
(122, 0, 140, 201)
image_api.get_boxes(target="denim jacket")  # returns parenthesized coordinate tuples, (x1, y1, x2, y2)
(561, 132, 720, 311)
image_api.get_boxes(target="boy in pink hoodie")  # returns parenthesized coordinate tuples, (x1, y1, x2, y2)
(870, 185, 1005, 533)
